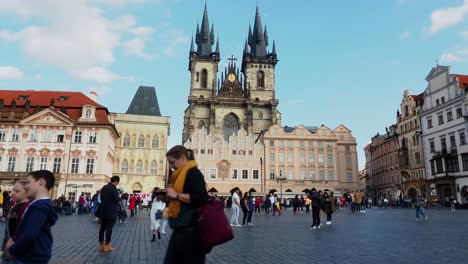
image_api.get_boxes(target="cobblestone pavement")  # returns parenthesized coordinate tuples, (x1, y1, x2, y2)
(1, 207, 467, 264)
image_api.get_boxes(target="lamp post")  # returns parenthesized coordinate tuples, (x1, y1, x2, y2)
(276, 171, 286, 200)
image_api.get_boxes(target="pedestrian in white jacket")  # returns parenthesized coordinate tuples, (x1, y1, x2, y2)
(150, 192, 166, 242)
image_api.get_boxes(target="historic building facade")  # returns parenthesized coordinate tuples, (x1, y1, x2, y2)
(367, 125, 402, 200)
(261, 124, 360, 196)
(0, 91, 118, 200)
(184, 127, 263, 194)
(113, 86, 170, 194)
(182, 6, 280, 143)
(396, 90, 425, 200)
(419, 65, 468, 205)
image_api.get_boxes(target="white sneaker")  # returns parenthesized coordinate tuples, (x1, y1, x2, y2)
(317, 225, 321, 229)
(326, 221, 331, 225)
(310, 226, 317, 230)
(235, 224, 242, 227)
(363, 211, 366, 213)
(230, 224, 235, 227)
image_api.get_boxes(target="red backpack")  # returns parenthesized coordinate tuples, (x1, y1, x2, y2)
(196, 197, 234, 253)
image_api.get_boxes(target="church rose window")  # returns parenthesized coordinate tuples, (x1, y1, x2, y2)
(223, 113, 240, 141)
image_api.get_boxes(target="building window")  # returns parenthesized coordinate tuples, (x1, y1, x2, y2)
(415, 152, 421, 164)
(346, 172, 353, 182)
(257, 70, 265, 88)
(288, 169, 294, 180)
(53, 158, 61, 174)
(436, 159, 444, 173)
(460, 132, 467, 145)
(288, 141, 293, 147)
(89, 131, 97, 143)
(327, 154, 333, 164)
(30, 129, 38, 142)
(318, 142, 323, 148)
(123, 135, 130, 147)
(8, 157, 16, 172)
(279, 169, 285, 178)
(138, 135, 145, 148)
(270, 152, 275, 162)
(279, 140, 284, 147)
(11, 129, 20, 142)
(210, 169, 216, 179)
(71, 158, 79, 174)
(436, 99, 440, 106)
(231, 169, 238, 179)
(121, 160, 128, 173)
(253, 170, 259, 180)
(152, 136, 159, 148)
(74, 131, 82, 143)
(308, 141, 314, 148)
(462, 154, 468, 171)
(223, 113, 240, 141)
(0, 129, 6, 141)
(86, 159, 95, 174)
(309, 170, 315, 180)
(319, 171, 324, 180)
(309, 154, 315, 164)
(447, 111, 453, 121)
(136, 160, 143, 174)
(427, 119, 433, 129)
(441, 96, 445, 104)
(441, 137, 447, 152)
(345, 146, 350, 152)
(201, 69, 208, 88)
(269, 169, 275, 179)
(456, 108, 463, 118)
(269, 140, 275, 146)
(242, 170, 248, 179)
(346, 158, 352, 168)
(328, 171, 334, 180)
(438, 115, 444, 125)
(447, 157, 460, 172)
(279, 152, 285, 162)
(40, 157, 48, 170)
(318, 154, 324, 164)
(26, 157, 34, 172)
(300, 141, 305, 148)
(450, 135, 457, 148)
(43, 129, 52, 142)
(327, 142, 333, 148)
(300, 169, 306, 180)
(287, 153, 293, 162)
(429, 140, 435, 153)
(56, 131, 64, 143)
(430, 160, 435, 175)
(150, 160, 157, 174)
(300, 153, 305, 163)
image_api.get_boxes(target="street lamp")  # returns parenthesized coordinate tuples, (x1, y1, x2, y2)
(276, 171, 286, 200)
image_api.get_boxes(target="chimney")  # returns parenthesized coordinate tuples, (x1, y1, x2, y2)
(89, 91, 98, 102)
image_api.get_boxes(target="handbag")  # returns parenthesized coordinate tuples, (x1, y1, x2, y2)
(155, 210, 163, 220)
(196, 197, 234, 253)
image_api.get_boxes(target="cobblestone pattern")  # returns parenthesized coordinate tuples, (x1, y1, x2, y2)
(1, 207, 467, 264)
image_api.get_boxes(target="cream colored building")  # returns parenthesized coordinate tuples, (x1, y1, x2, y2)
(184, 127, 263, 194)
(261, 124, 360, 196)
(113, 86, 170, 194)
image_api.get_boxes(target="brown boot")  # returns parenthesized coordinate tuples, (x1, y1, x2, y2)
(103, 244, 114, 252)
(98, 243, 105, 252)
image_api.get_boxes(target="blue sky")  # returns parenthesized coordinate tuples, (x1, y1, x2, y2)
(1, 0, 468, 169)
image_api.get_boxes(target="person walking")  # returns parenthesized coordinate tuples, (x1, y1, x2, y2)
(163, 145, 209, 264)
(230, 188, 241, 227)
(150, 187, 166, 242)
(323, 192, 336, 225)
(413, 193, 428, 221)
(309, 188, 321, 229)
(97, 175, 120, 252)
(128, 194, 136, 217)
(293, 195, 300, 215)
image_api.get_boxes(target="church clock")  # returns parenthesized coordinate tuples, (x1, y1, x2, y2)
(228, 73, 236, 82)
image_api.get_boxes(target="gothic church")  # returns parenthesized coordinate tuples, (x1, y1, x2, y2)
(182, 5, 281, 143)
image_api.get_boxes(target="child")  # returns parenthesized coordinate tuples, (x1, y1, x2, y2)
(7, 170, 58, 263)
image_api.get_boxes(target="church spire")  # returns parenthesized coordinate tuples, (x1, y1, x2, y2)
(195, 3, 214, 56)
(243, 39, 249, 54)
(190, 35, 195, 54)
(215, 36, 220, 55)
(250, 5, 267, 57)
(272, 40, 277, 55)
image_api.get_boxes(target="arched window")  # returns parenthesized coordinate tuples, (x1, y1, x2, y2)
(123, 134, 130, 147)
(136, 160, 143, 174)
(198, 120, 206, 129)
(150, 160, 157, 174)
(138, 135, 145, 148)
(121, 160, 128, 173)
(152, 136, 159, 149)
(223, 113, 240, 141)
(405, 105, 409, 117)
(201, 69, 208, 88)
(257, 70, 265, 88)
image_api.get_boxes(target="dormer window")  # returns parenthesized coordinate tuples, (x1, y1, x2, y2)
(59, 96, 69, 102)
(79, 104, 97, 122)
(18, 95, 29, 101)
(86, 110, 91, 118)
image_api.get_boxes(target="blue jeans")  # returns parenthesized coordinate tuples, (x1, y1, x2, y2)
(416, 206, 426, 219)
(346, 201, 352, 211)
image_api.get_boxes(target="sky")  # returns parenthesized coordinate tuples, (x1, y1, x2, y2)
(1, 0, 468, 169)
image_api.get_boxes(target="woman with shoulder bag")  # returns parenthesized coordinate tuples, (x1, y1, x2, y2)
(150, 187, 166, 242)
(163, 145, 209, 264)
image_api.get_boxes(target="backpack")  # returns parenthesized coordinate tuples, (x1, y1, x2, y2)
(196, 198, 234, 253)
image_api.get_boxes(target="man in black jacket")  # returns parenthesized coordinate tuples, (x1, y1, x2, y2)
(308, 188, 322, 229)
(98, 175, 120, 252)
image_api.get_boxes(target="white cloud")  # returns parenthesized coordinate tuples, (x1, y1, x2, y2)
(162, 29, 190, 57)
(0, 66, 24, 80)
(439, 48, 468, 63)
(0, 0, 155, 82)
(461, 31, 468, 39)
(430, 0, 468, 33)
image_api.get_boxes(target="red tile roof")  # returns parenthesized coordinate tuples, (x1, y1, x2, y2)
(455, 74, 468, 89)
(411, 92, 424, 107)
(0, 90, 113, 126)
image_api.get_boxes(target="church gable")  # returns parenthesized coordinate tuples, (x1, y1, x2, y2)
(20, 108, 75, 126)
(332, 124, 352, 133)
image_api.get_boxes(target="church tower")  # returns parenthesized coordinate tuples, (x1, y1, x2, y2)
(183, 4, 220, 142)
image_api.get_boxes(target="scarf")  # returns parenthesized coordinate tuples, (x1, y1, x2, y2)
(168, 160, 197, 218)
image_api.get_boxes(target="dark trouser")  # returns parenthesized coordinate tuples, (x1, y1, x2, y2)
(247, 210, 253, 223)
(327, 211, 332, 221)
(242, 208, 248, 224)
(312, 206, 320, 227)
(99, 219, 115, 244)
(164, 226, 205, 264)
(306, 205, 310, 213)
(265, 206, 270, 214)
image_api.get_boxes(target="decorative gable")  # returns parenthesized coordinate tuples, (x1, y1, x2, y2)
(78, 104, 97, 122)
(20, 108, 75, 126)
(425, 65, 450, 81)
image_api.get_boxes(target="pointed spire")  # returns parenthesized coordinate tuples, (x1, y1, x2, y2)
(210, 24, 215, 45)
(195, 23, 200, 42)
(215, 36, 220, 55)
(264, 26, 269, 45)
(248, 25, 253, 45)
(190, 35, 195, 54)
(244, 39, 249, 54)
(195, 4, 214, 56)
(249, 5, 267, 57)
(272, 40, 277, 55)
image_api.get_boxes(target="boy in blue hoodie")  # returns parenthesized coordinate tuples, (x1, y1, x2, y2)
(6, 170, 58, 263)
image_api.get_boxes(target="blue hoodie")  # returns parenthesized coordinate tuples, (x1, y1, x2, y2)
(8, 198, 58, 263)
